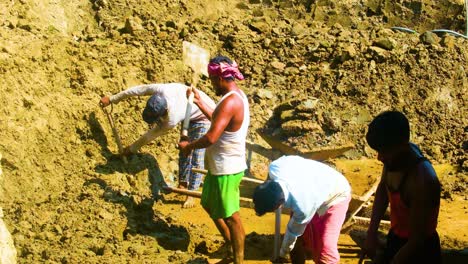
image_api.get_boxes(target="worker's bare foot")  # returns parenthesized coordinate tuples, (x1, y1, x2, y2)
(182, 196, 195, 208)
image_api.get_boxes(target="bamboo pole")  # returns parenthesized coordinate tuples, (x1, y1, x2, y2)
(191, 168, 264, 184)
(161, 185, 255, 208)
(342, 180, 380, 228)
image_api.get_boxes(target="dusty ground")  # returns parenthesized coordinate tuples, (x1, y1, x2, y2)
(0, 0, 467, 263)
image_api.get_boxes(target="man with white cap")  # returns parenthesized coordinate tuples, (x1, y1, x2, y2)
(100, 83, 216, 208)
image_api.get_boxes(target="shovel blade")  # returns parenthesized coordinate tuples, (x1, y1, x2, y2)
(183, 41, 210, 77)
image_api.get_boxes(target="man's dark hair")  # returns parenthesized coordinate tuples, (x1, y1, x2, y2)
(252, 180, 285, 216)
(210, 55, 233, 65)
(366, 110, 410, 151)
(209, 55, 235, 81)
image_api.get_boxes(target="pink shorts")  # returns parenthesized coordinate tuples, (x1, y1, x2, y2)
(302, 195, 350, 264)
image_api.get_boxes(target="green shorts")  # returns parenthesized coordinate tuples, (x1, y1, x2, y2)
(201, 171, 244, 219)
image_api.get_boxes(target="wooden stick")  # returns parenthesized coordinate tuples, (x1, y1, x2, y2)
(162, 185, 255, 208)
(353, 216, 390, 229)
(191, 168, 264, 184)
(101, 106, 128, 164)
(273, 207, 282, 260)
(256, 130, 354, 161)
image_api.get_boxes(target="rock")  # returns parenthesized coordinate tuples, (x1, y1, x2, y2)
(296, 98, 319, 112)
(344, 45, 357, 58)
(281, 120, 323, 136)
(441, 35, 455, 49)
(270, 61, 286, 71)
(271, 27, 281, 36)
(252, 8, 264, 17)
(336, 45, 357, 63)
(284, 67, 299, 76)
(123, 17, 144, 35)
(373, 38, 396, 50)
(280, 110, 313, 122)
(256, 88, 274, 99)
(98, 210, 114, 220)
(0, 208, 17, 264)
(236, 3, 250, 10)
(165, 21, 177, 29)
(263, 38, 271, 48)
(319, 41, 331, 48)
(249, 21, 270, 33)
(18, 22, 33, 32)
(291, 23, 306, 36)
(280, 110, 295, 121)
(367, 46, 388, 62)
(419, 31, 439, 45)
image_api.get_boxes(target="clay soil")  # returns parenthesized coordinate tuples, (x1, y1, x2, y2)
(0, 0, 467, 263)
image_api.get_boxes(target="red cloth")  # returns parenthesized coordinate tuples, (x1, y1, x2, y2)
(207, 61, 244, 80)
(388, 190, 439, 238)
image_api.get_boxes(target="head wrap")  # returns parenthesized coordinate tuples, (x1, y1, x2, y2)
(208, 60, 245, 80)
(142, 94, 167, 124)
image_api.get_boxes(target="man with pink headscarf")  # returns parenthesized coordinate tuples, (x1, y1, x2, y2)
(179, 55, 250, 264)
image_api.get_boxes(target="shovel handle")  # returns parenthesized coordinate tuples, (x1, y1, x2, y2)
(181, 87, 194, 137)
(101, 106, 128, 164)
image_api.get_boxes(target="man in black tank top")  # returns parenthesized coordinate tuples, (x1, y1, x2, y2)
(363, 111, 441, 264)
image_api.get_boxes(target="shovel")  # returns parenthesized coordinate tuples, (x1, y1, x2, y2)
(181, 41, 210, 136)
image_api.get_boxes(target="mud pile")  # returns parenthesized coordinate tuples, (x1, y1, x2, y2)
(0, 0, 467, 262)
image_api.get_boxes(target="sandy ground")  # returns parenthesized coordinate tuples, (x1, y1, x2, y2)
(154, 158, 468, 263)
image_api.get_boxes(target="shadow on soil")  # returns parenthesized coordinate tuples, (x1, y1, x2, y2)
(84, 112, 190, 251)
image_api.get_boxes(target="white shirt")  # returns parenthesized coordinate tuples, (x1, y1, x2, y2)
(109, 83, 216, 152)
(205, 90, 250, 175)
(268, 156, 351, 256)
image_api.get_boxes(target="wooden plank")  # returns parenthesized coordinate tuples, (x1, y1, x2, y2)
(245, 140, 281, 160)
(257, 130, 354, 161)
(257, 131, 301, 156)
(301, 144, 354, 161)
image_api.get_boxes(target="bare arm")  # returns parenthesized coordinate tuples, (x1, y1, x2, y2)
(368, 179, 389, 234)
(190, 87, 215, 120)
(364, 170, 389, 257)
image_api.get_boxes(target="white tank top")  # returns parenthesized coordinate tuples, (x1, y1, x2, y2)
(205, 90, 250, 175)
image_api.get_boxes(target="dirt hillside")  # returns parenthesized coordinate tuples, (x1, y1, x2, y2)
(0, 0, 467, 263)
